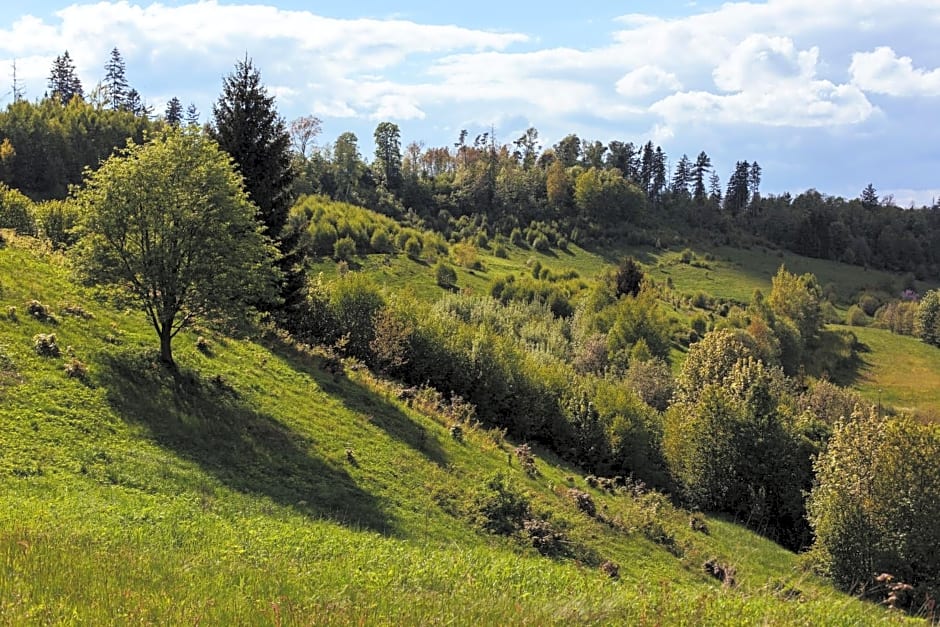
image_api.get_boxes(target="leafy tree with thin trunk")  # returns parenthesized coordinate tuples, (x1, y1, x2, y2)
(73, 127, 278, 367)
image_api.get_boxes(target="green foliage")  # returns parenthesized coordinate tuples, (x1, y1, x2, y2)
(369, 228, 393, 253)
(72, 127, 278, 366)
(328, 273, 385, 360)
(0, 183, 35, 234)
(471, 473, 531, 536)
(435, 261, 457, 288)
(808, 411, 940, 606)
(333, 235, 356, 261)
(769, 265, 822, 347)
(403, 235, 422, 258)
(32, 332, 61, 357)
(211, 57, 293, 239)
(915, 289, 940, 347)
(613, 256, 644, 298)
(876, 300, 918, 336)
(34, 199, 80, 248)
(844, 304, 870, 327)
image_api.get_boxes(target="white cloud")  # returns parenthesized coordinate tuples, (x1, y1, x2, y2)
(881, 188, 940, 208)
(615, 66, 681, 99)
(850, 47, 940, 96)
(713, 35, 818, 92)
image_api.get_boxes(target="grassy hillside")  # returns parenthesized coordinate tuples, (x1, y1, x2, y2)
(0, 233, 916, 623)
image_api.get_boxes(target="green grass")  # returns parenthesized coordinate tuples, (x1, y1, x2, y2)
(835, 324, 940, 419)
(0, 234, 917, 623)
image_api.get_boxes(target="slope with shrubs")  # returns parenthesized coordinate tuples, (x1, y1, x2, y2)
(0, 231, 916, 624)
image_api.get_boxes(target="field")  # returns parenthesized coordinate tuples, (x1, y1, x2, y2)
(0, 233, 917, 623)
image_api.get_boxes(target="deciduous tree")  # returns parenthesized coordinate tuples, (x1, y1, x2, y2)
(73, 127, 277, 367)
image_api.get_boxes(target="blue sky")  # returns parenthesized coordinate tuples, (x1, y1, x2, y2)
(0, 0, 937, 205)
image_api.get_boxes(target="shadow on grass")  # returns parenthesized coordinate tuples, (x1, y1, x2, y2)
(806, 329, 869, 388)
(98, 350, 393, 534)
(264, 338, 449, 468)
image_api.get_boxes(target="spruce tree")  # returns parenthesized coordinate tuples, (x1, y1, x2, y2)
(211, 56, 297, 318)
(211, 56, 293, 238)
(165, 97, 183, 126)
(692, 151, 712, 204)
(103, 47, 128, 110)
(185, 103, 200, 126)
(48, 51, 83, 105)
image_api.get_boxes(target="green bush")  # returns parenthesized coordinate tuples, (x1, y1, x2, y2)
(369, 228, 393, 253)
(403, 236, 422, 258)
(858, 293, 881, 317)
(329, 273, 384, 360)
(435, 261, 457, 288)
(0, 183, 35, 235)
(844, 305, 869, 327)
(34, 200, 80, 248)
(493, 243, 508, 258)
(532, 234, 550, 253)
(33, 333, 61, 357)
(333, 235, 356, 261)
(807, 411, 940, 607)
(471, 473, 531, 536)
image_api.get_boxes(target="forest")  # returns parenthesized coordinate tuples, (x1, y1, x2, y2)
(1, 48, 939, 620)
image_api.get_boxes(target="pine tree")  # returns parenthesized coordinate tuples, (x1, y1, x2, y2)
(48, 51, 83, 105)
(724, 161, 751, 216)
(860, 183, 879, 209)
(692, 151, 711, 204)
(103, 47, 128, 110)
(211, 56, 293, 238)
(671, 154, 692, 197)
(185, 103, 200, 126)
(639, 141, 655, 197)
(124, 89, 151, 118)
(708, 172, 722, 205)
(165, 97, 183, 126)
(651, 146, 667, 200)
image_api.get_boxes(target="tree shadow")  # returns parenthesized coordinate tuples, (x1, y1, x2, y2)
(808, 329, 869, 387)
(263, 338, 449, 468)
(98, 351, 393, 534)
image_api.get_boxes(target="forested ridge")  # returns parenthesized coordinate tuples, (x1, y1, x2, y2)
(1, 49, 939, 621)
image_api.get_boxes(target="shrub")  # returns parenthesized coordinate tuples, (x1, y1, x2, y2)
(333, 235, 356, 261)
(532, 233, 550, 253)
(493, 243, 508, 258)
(523, 517, 568, 557)
(514, 443, 537, 476)
(435, 261, 457, 288)
(858, 293, 881, 317)
(26, 300, 55, 323)
(509, 228, 524, 247)
(472, 473, 531, 536)
(679, 248, 694, 264)
(60, 304, 93, 320)
(329, 273, 385, 360)
(451, 242, 478, 268)
(195, 336, 212, 355)
(0, 183, 35, 235)
(807, 411, 940, 608)
(449, 424, 463, 442)
(614, 257, 644, 298)
(33, 333, 61, 357)
(369, 228, 393, 253)
(403, 235, 422, 258)
(844, 304, 869, 327)
(35, 200, 80, 248)
(566, 488, 596, 517)
(63, 358, 88, 380)
(369, 307, 412, 375)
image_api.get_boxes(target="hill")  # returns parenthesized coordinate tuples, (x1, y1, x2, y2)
(0, 232, 918, 624)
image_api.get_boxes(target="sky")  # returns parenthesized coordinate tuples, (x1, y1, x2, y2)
(0, 0, 937, 206)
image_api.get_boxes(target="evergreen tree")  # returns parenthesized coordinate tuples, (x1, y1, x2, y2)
(48, 51, 83, 105)
(164, 97, 183, 126)
(554, 134, 581, 168)
(724, 160, 751, 215)
(671, 154, 692, 197)
(860, 183, 879, 209)
(651, 146, 667, 200)
(692, 151, 711, 203)
(211, 56, 293, 238)
(708, 172, 722, 205)
(639, 141, 655, 197)
(124, 89, 151, 118)
(103, 47, 128, 110)
(606, 140, 637, 180)
(185, 103, 200, 126)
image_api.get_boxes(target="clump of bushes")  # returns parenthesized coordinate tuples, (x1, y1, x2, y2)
(435, 261, 457, 289)
(566, 488, 596, 517)
(514, 443, 537, 476)
(33, 333, 61, 357)
(333, 236, 356, 262)
(26, 300, 55, 323)
(63, 358, 88, 380)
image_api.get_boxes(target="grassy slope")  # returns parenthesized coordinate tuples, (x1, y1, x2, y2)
(0, 235, 914, 624)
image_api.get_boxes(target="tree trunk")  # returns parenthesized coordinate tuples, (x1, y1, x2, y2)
(159, 323, 174, 367)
